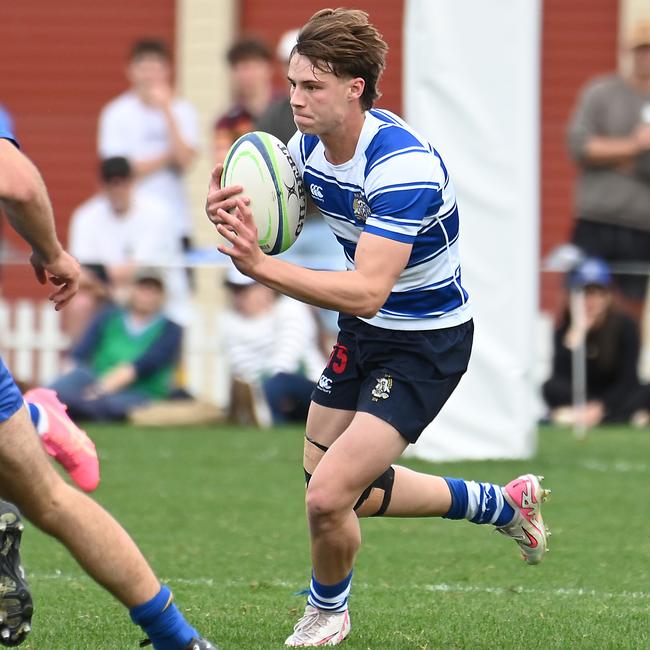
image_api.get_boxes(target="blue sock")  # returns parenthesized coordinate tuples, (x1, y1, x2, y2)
(307, 571, 352, 613)
(27, 402, 40, 428)
(130, 585, 197, 650)
(443, 477, 515, 527)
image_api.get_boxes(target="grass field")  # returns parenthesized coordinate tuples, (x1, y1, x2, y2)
(16, 424, 650, 649)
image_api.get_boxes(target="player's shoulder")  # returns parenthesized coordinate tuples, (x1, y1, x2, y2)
(363, 110, 432, 168)
(288, 130, 320, 168)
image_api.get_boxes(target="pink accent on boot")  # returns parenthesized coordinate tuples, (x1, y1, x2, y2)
(25, 388, 100, 492)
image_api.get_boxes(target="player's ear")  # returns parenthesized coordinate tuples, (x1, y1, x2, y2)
(348, 77, 365, 102)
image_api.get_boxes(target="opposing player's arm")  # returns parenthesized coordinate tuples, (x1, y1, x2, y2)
(214, 197, 411, 318)
(0, 138, 63, 263)
(0, 138, 79, 309)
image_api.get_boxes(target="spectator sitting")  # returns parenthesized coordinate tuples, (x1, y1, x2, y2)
(566, 19, 650, 317)
(62, 264, 114, 345)
(542, 258, 643, 427)
(68, 156, 191, 326)
(97, 38, 199, 245)
(212, 37, 275, 162)
(50, 270, 182, 422)
(221, 266, 325, 427)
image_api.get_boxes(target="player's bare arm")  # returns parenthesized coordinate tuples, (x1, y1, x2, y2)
(214, 196, 411, 318)
(0, 139, 79, 309)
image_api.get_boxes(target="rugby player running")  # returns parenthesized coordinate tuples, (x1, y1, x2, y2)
(206, 8, 550, 647)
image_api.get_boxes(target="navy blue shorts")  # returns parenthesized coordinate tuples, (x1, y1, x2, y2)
(0, 357, 24, 423)
(311, 314, 474, 443)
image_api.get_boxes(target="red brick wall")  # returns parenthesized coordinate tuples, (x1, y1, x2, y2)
(0, 0, 175, 299)
(239, 1, 403, 115)
(1, 1, 618, 310)
(541, 0, 618, 313)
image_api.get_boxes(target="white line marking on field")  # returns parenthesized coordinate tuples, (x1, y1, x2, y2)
(579, 459, 648, 473)
(30, 573, 649, 600)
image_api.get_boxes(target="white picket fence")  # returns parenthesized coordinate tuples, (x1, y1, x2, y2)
(0, 299, 229, 406)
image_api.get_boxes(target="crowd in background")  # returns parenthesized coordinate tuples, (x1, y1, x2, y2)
(1, 21, 650, 429)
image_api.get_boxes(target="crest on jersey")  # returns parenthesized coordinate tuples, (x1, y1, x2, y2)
(371, 375, 393, 401)
(352, 193, 371, 223)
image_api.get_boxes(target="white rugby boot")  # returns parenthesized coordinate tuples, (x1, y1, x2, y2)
(496, 473, 551, 565)
(285, 605, 351, 647)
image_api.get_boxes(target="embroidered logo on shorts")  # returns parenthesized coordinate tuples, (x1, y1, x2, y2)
(371, 375, 393, 401)
(317, 375, 333, 394)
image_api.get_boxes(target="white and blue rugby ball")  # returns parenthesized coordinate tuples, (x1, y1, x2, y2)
(221, 131, 306, 255)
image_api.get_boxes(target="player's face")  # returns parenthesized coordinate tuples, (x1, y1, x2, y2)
(128, 54, 171, 90)
(288, 53, 364, 136)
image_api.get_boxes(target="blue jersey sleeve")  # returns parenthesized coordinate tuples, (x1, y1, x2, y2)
(0, 106, 19, 148)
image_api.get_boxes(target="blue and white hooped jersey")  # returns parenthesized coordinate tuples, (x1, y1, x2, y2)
(287, 109, 471, 330)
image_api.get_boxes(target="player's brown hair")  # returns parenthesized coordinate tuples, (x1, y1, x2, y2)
(294, 8, 388, 111)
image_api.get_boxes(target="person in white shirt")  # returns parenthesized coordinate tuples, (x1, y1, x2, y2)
(97, 39, 198, 243)
(69, 157, 191, 326)
(222, 265, 325, 426)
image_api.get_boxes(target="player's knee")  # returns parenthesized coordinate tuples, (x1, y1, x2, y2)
(305, 482, 348, 526)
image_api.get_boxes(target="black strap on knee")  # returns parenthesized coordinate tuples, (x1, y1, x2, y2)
(304, 434, 330, 485)
(305, 434, 329, 453)
(353, 466, 395, 517)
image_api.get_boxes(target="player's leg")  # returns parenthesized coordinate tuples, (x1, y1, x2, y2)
(307, 411, 408, 582)
(0, 403, 216, 649)
(286, 407, 406, 647)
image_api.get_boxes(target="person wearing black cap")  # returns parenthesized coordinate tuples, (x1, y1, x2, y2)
(543, 258, 642, 426)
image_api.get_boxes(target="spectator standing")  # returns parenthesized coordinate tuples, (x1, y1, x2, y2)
(50, 270, 182, 422)
(98, 39, 198, 246)
(68, 157, 191, 326)
(543, 258, 642, 426)
(567, 19, 650, 312)
(255, 29, 300, 145)
(212, 37, 275, 162)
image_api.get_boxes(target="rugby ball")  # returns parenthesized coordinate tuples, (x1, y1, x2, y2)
(221, 131, 306, 255)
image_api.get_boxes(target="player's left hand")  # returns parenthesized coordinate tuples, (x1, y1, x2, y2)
(215, 198, 265, 276)
(205, 164, 249, 225)
(30, 249, 80, 310)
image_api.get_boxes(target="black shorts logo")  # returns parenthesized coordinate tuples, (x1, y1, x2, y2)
(371, 375, 393, 401)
